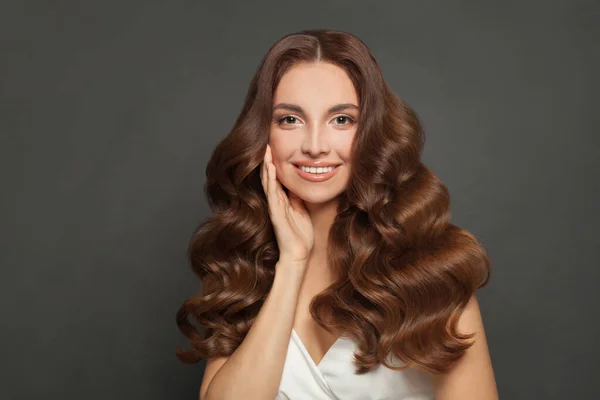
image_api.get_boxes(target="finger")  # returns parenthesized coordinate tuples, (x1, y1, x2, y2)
(288, 191, 307, 213)
(266, 144, 272, 164)
(260, 147, 268, 193)
(269, 165, 289, 210)
(267, 163, 278, 203)
(276, 185, 289, 207)
(260, 161, 266, 192)
(271, 168, 289, 207)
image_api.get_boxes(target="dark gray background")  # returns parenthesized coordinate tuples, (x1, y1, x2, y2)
(2, 1, 598, 399)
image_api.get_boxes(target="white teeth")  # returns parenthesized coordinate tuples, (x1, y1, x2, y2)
(300, 166, 335, 174)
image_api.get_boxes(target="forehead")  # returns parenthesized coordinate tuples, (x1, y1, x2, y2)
(273, 62, 358, 109)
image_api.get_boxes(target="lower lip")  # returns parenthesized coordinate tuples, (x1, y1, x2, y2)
(293, 165, 341, 182)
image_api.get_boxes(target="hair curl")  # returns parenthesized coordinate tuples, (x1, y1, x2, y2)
(176, 29, 491, 375)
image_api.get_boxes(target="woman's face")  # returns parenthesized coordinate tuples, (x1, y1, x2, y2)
(269, 62, 359, 205)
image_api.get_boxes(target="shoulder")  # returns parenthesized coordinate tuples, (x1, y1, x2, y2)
(429, 294, 499, 400)
(457, 294, 485, 333)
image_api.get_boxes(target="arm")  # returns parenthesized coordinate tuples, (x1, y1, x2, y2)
(201, 260, 306, 400)
(431, 294, 499, 400)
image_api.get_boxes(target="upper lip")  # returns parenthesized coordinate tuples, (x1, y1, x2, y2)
(292, 161, 342, 168)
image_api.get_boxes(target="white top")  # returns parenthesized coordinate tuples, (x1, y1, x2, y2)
(277, 328, 436, 399)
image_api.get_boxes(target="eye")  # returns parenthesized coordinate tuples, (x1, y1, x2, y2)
(276, 115, 300, 125)
(274, 114, 356, 126)
(333, 115, 355, 125)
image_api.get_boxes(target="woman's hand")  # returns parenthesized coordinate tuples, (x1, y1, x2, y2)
(260, 144, 314, 264)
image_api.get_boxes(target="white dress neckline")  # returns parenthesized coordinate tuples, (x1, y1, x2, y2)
(290, 328, 347, 368)
(278, 328, 436, 399)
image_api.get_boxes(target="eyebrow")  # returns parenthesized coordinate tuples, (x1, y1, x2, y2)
(272, 103, 359, 115)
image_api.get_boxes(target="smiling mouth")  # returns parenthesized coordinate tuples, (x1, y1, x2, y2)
(292, 164, 341, 182)
(292, 164, 340, 173)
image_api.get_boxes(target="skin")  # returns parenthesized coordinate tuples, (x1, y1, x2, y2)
(265, 60, 360, 377)
(269, 61, 359, 259)
(265, 61, 499, 399)
(199, 62, 498, 399)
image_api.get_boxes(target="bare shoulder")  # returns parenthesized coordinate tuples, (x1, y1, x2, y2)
(199, 356, 229, 400)
(430, 294, 499, 400)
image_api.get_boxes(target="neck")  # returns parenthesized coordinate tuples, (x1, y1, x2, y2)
(304, 197, 339, 255)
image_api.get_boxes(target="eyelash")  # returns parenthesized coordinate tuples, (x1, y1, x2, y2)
(275, 115, 356, 126)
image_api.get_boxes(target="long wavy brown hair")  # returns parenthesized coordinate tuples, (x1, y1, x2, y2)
(176, 29, 491, 375)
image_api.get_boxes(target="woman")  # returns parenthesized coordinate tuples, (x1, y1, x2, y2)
(176, 29, 498, 399)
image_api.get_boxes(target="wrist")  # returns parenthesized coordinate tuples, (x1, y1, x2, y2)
(277, 256, 307, 266)
(274, 260, 306, 288)
(276, 257, 307, 271)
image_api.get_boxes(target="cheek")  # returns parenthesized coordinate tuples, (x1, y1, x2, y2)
(269, 129, 302, 156)
(268, 132, 293, 170)
(333, 135, 355, 161)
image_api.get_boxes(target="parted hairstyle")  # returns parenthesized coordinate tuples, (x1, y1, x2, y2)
(176, 29, 491, 375)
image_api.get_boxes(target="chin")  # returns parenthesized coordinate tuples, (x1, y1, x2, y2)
(286, 185, 345, 205)
(279, 167, 348, 205)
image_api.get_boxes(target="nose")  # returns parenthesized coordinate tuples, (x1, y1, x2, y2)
(300, 125, 330, 157)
